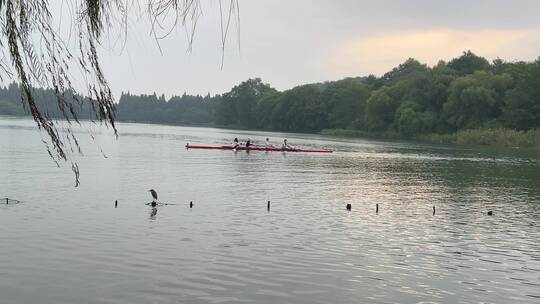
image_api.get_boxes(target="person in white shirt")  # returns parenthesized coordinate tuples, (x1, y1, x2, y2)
(265, 137, 273, 148)
(281, 139, 292, 149)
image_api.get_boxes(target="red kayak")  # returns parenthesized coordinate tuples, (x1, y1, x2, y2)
(185, 143, 333, 153)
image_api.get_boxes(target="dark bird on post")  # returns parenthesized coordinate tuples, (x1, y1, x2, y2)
(149, 189, 158, 207)
(149, 189, 158, 201)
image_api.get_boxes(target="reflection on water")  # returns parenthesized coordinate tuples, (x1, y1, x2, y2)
(149, 207, 158, 220)
(1, 117, 540, 303)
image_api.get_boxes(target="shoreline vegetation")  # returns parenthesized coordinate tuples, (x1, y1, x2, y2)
(1, 51, 539, 150)
(321, 128, 540, 149)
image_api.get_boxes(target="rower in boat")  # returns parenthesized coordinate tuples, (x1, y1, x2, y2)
(232, 137, 239, 149)
(265, 137, 274, 148)
(282, 139, 293, 149)
(245, 138, 252, 147)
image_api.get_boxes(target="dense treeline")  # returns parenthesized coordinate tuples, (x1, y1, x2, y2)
(0, 85, 220, 126)
(2, 51, 540, 146)
(215, 52, 540, 137)
(0, 83, 96, 119)
(116, 92, 218, 125)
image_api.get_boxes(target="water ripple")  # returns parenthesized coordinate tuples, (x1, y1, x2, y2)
(1, 119, 540, 303)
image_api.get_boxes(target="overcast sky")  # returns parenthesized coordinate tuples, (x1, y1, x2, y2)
(92, 0, 540, 97)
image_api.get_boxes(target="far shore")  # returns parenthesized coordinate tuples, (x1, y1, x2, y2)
(3, 115, 540, 150)
(321, 128, 540, 150)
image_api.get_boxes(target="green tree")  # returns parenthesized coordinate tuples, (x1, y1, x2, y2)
(502, 61, 540, 130)
(443, 71, 511, 129)
(380, 58, 429, 85)
(365, 88, 397, 131)
(278, 85, 327, 132)
(395, 103, 436, 137)
(215, 78, 275, 128)
(255, 92, 283, 130)
(326, 79, 370, 129)
(447, 51, 490, 75)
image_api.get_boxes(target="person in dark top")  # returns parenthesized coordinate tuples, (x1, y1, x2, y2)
(245, 138, 252, 147)
(232, 138, 239, 148)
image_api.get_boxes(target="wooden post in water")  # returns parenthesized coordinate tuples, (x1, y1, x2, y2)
(487, 211, 493, 216)
(267, 200, 270, 211)
(115, 200, 118, 208)
(433, 206, 435, 215)
(346, 203, 351, 211)
(190, 201, 193, 208)
(5, 198, 8, 204)
(376, 203, 379, 213)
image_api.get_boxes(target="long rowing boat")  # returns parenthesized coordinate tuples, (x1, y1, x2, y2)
(185, 143, 333, 153)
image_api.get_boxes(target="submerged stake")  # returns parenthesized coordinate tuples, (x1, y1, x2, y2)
(190, 201, 193, 208)
(487, 211, 493, 216)
(267, 200, 270, 211)
(115, 200, 118, 208)
(346, 203, 351, 211)
(376, 203, 379, 213)
(433, 206, 436, 215)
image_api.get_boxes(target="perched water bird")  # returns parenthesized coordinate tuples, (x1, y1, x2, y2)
(149, 189, 158, 207)
(346, 203, 351, 211)
(149, 189, 158, 201)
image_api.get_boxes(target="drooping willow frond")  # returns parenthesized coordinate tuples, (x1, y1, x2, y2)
(0, 0, 239, 186)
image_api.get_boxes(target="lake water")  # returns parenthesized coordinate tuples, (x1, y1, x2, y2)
(1, 117, 540, 304)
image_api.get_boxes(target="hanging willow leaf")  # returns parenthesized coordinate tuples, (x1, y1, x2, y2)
(0, 0, 239, 186)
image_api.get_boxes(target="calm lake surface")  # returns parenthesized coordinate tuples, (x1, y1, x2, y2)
(1, 116, 539, 304)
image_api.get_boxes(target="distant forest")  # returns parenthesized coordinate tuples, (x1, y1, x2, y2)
(1, 51, 540, 141)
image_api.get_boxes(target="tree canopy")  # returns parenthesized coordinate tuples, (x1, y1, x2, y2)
(217, 52, 539, 138)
